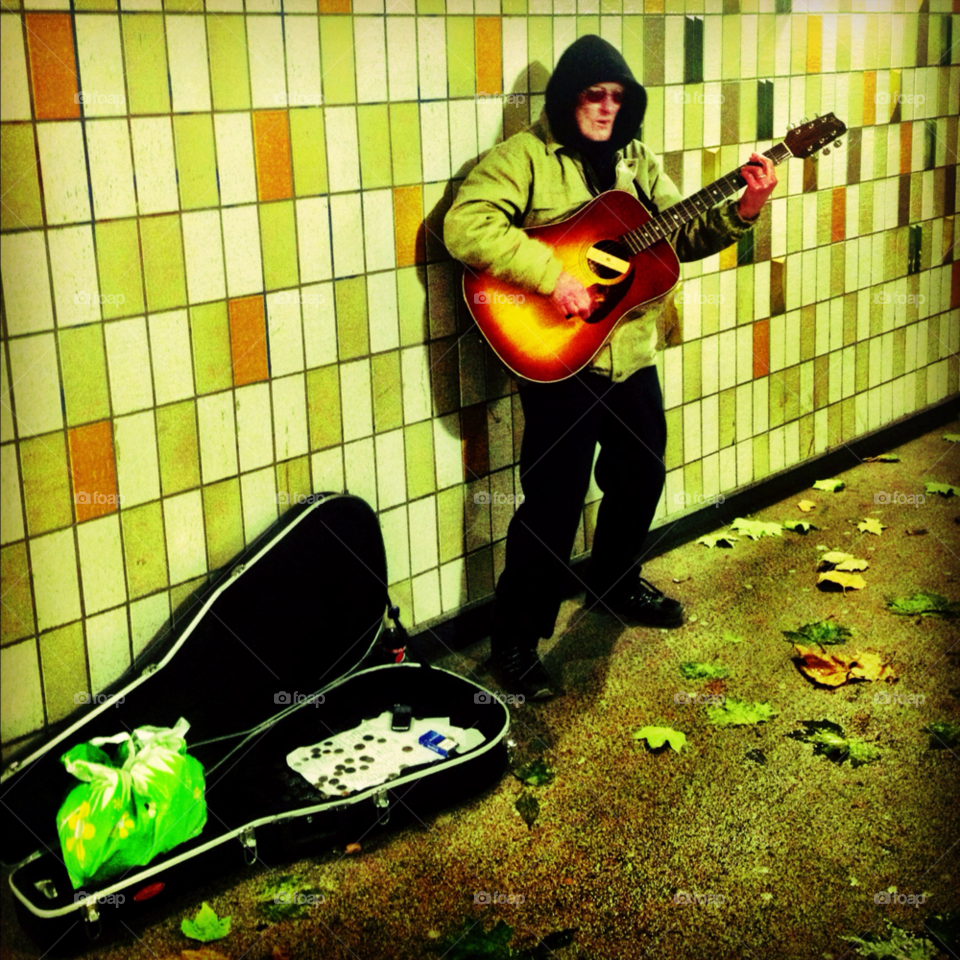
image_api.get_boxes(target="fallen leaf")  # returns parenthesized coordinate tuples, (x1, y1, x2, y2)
(857, 518, 886, 535)
(925, 720, 960, 748)
(181, 904, 231, 944)
(705, 698, 776, 727)
(905, 527, 928, 536)
(817, 571, 867, 591)
(730, 517, 783, 540)
(944, 434, 960, 443)
(512, 758, 554, 786)
(679, 662, 729, 680)
(817, 553, 869, 572)
(271, 949, 293, 960)
(887, 592, 960, 619)
(782, 620, 852, 645)
(344, 843, 362, 854)
(633, 725, 687, 753)
(697, 533, 739, 548)
(925, 481, 960, 497)
(788, 720, 882, 767)
(797, 500, 817, 512)
(793, 645, 895, 686)
(514, 790, 539, 828)
(783, 519, 816, 534)
(720, 630, 745, 644)
(863, 454, 900, 463)
(813, 479, 845, 492)
(182, 951, 232, 960)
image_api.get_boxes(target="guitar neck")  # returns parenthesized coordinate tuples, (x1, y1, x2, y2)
(628, 141, 793, 252)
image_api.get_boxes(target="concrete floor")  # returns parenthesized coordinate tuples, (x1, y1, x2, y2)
(2, 418, 959, 960)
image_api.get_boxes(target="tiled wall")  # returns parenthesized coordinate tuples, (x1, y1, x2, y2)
(1, 0, 958, 750)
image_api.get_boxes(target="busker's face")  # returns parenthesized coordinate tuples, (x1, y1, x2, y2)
(575, 82, 625, 141)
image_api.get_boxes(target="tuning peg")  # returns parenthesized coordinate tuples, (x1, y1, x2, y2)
(814, 112, 820, 118)
(834, 139, 843, 148)
(786, 122, 795, 130)
(800, 117, 809, 124)
(822, 148, 831, 156)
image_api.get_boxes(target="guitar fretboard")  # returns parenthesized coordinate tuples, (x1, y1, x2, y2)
(624, 142, 793, 254)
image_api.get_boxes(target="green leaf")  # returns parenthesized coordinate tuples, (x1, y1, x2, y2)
(729, 517, 783, 540)
(782, 619, 852, 645)
(788, 721, 881, 768)
(514, 791, 539, 829)
(863, 454, 900, 462)
(925, 481, 960, 497)
(720, 630, 745, 644)
(258, 874, 324, 922)
(512, 758, 554, 787)
(925, 720, 960, 748)
(887, 592, 960, 619)
(841, 920, 939, 959)
(679, 662, 729, 680)
(433, 920, 515, 960)
(705, 698, 776, 727)
(943, 434, 960, 443)
(782, 519, 816, 534)
(633, 725, 687, 753)
(181, 902, 231, 943)
(813, 478, 845, 492)
(697, 533, 739, 548)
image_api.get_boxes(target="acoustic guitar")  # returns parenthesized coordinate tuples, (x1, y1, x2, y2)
(461, 113, 847, 383)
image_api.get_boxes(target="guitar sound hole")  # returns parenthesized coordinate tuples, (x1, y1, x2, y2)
(586, 240, 633, 282)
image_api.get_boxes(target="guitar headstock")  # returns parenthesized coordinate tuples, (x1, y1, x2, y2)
(783, 113, 847, 159)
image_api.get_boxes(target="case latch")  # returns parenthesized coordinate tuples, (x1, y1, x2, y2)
(373, 789, 390, 826)
(83, 900, 102, 941)
(240, 826, 257, 865)
(34, 878, 58, 900)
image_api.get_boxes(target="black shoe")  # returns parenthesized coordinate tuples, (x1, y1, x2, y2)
(584, 577, 684, 628)
(489, 645, 557, 702)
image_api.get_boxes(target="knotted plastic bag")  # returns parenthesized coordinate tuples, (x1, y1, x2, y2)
(56, 718, 207, 889)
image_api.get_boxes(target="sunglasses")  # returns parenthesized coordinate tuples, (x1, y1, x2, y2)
(582, 88, 624, 104)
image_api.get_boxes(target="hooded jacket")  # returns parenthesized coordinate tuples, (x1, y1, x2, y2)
(444, 36, 758, 381)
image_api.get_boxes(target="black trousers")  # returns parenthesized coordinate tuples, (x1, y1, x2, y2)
(493, 364, 668, 648)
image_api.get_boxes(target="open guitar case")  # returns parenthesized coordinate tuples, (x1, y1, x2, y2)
(0, 493, 511, 954)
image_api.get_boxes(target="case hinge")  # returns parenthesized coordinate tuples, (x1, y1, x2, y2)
(373, 789, 390, 826)
(240, 826, 257, 865)
(231, 563, 246, 579)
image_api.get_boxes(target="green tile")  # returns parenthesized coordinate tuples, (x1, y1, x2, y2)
(164, 0, 202, 10)
(1, 124, 42, 230)
(800, 305, 816, 363)
(446, 18, 475, 98)
(290, 108, 328, 196)
(757, 17, 777, 77)
(260, 201, 298, 291)
(417, 0, 444, 13)
(39, 622, 87, 722)
(1, 542, 37, 645)
(319, 17, 356, 105)
(437, 485, 464, 564)
(389, 103, 421, 186)
(335, 277, 369, 360)
(752, 433, 769, 480)
(683, 460, 703, 501)
(835, 15, 851, 73)
(719, 387, 736, 448)
(397, 266, 428, 347)
(683, 85, 704, 151)
(817, 190, 832, 247)
(466, 545, 493, 602)
(122, 15, 169, 114)
(60, 325, 110, 426)
(528, 19, 553, 94)
(405, 420, 436, 500)
(357, 104, 392, 190)
(769, 371, 786, 429)
(202, 478, 243, 569)
(20, 433, 73, 535)
(141, 215, 187, 313)
(502, 0, 526, 12)
(858, 181, 873, 236)
(642, 17, 665, 88)
(682, 340, 702, 403)
(622, 18, 643, 81)
(156, 401, 200, 495)
(121, 502, 168, 599)
(684, 15, 703, 84)
(664, 406, 683, 471)
(208, 16, 250, 112)
(371, 351, 403, 433)
(190, 301, 234, 395)
(576, 16, 599, 37)
(174, 114, 218, 210)
(804, 75, 821, 125)
(783, 365, 801, 423)
(799, 412, 813, 458)
(841, 397, 856, 442)
(96, 219, 145, 319)
(843, 294, 857, 346)
(306, 364, 342, 450)
(892, 328, 906, 380)
(276, 456, 311, 515)
(757, 79, 774, 141)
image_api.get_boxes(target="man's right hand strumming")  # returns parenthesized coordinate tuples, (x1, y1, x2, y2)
(551, 270, 594, 320)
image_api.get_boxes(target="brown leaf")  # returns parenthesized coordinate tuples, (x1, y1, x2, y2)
(798, 500, 817, 512)
(272, 948, 293, 960)
(794, 644, 896, 687)
(817, 571, 866, 591)
(182, 951, 232, 960)
(345, 842, 362, 854)
(905, 527, 928, 536)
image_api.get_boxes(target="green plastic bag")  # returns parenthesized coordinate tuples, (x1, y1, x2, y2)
(56, 718, 207, 890)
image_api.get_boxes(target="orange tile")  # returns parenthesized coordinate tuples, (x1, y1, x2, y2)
(831, 187, 846, 243)
(461, 404, 488, 481)
(476, 18, 502, 97)
(25, 14, 80, 121)
(229, 296, 269, 386)
(862, 71, 876, 127)
(394, 185, 425, 268)
(69, 421, 118, 522)
(899, 121, 912, 175)
(319, 0, 351, 10)
(252, 110, 293, 202)
(753, 319, 770, 379)
(806, 16, 822, 74)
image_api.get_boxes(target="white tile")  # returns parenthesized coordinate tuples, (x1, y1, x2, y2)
(114, 411, 161, 507)
(701, 333, 719, 396)
(449, 99, 479, 181)
(753, 377, 768, 435)
(215, 113, 257, 206)
(149, 310, 194, 406)
(701, 393, 719, 457)
(0, 15, 31, 121)
(166, 16, 211, 112)
(75, 15, 126, 117)
(31, 528, 81, 631)
(380, 504, 409, 582)
(420, 102, 450, 182)
(86, 119, 137, 220)
(131, 117, 179, 215)
(718, 329, 737, 392)
(0, 641, 43, 742)
(0, 231, 53, 335)
(48, 226, 100, 328)
(248, 14, 286, 109)
(416, 16, 447, 99)
(362, 190, 397, 272)
(340, 359, 373, 442)
(0, 350, 13, 444)
(402, 345, 432, 423)
(296, 198, 333, 285)
(302, 281, 337, 367)
(105, 317, 154, 414)
(86, 607, 130, 692)
(354, 16, 388, 103)
(76, 514, 126, 614)
(240, 466, 278, 544)
(367, 272, 400, 354)
(310, 447, 344, 495)
(408, 495, 438, 574)
(434, 413, 462, 489)
(386, 17, 418, 101)
(329, 193, 365, 279)
(182, 211, 226, 305)
(412, 569, 441, 623)
(197, 392, 239, 482)
(344, 437, 377, 509)
(285, 15, 322, 108)
(222, 205, 264, 297)
(267, 291, 305, 376)
(163, 489, 207, 583)
(375, 429, 406, 510)
(682, 401, 701, 463)
(129, 592, 170, 658)
(0, 444, 24, 545)
(272, 373, 308, 460)
(235, 382, 274, 472)
(325, 106, 361, 193)
(9, 334, 62, 437)
(440, 557, 466, 613)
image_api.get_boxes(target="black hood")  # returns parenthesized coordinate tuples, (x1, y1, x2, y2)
(544, 35, 646, 153)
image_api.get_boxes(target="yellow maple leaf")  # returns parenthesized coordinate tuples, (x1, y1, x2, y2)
(818, 571, 867, 591)
(857, 518, 886, 535)
(798, 500, 817, 512)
